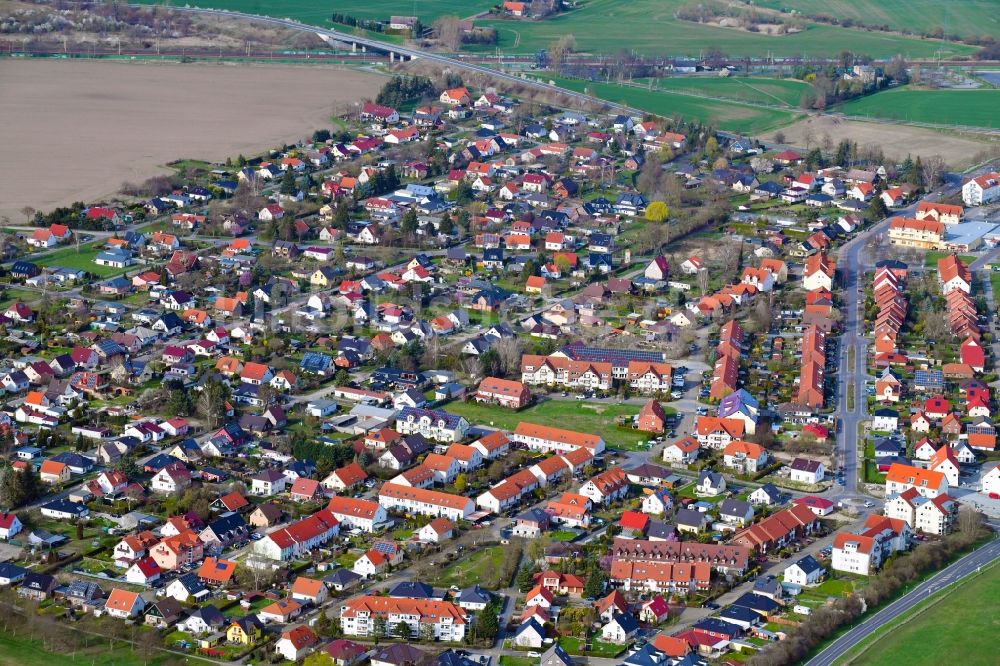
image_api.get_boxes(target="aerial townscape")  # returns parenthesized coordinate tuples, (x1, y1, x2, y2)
(2, 2, 1000, 666)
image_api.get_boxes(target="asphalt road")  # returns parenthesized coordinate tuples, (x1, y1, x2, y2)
(804, 534, 1000, 666)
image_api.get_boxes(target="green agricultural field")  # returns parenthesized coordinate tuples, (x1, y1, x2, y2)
(839, 563, 1000, 665)
(643, 76, 812, 108)
(544, 76, 800, 134)
(143, 0, 973, 59)
(753, 0, 999, 43)
(477, 0, 975, 57)
(444, 398, 669, 450)
(837, 87, 1000, 129)
(142, 0, 496, 28)
(37, 241, 126, 277)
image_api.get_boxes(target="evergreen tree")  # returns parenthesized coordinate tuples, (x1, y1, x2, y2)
(400, 209, 418, 235)
(583, 567, 606, 598)
(280, 169, 297, 195)
(869, 195, 889, 221)
(439, 212, 454, 236)
(516, 563, 538, 592)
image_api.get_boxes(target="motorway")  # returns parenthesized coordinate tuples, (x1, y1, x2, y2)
(804, 534, 1000, 666)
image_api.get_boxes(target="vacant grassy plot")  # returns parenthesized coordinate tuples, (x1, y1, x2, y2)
(558, 635, 626, 657)
(753, 0, 999, 43)
(144, 0, 495, 26)
(0, 631, 193, 666)
(433, 544, 505, 589)
(642, 76, 811, 107)
(837, 87, 1000, 129)
(445, 398, 662, 450)
(476, 0, 972, 57)
(841, 563, 1000, 665)
(545, 76, 799, 134)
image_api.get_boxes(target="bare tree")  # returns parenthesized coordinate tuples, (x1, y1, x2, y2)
(921, 155, 946, 187)
(433, 16, 463, 50)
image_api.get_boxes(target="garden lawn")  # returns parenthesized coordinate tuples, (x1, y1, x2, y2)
(838, 87, 1000, 129)
(558, 636, 626, 657)
(840, 562, 1000, 665)
(544, 76, 799, 135)
(444, 399, 668, 450)
(923, 251, 976, 268)
(433, 544, 505, 590)
(37, 241, 126, 277)
(498, 658, 538, 666)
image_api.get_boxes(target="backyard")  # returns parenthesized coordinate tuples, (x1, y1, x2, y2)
(36, 241, 123, 277)
(444, 398, 668, 450)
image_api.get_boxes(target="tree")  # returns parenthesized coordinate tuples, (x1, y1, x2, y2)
(372, 615, 387, 642)
(868, 195, 888, 222)
(454, 473, 468, 492)
(197, 378, 231, 428)
(400, 209, 418, 235)
(394, 621, 412, 639)
(516, 562, 538, 592)
(583, 567, 606, 598)
(279, 169, 297, 195)
(116, 455, 140, 479)
(645, 201, 670, 223)
(439, 212, 454, 236)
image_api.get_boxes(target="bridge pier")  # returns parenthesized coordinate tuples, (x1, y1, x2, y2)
(352, 42, 357, 53)
(389, 51, 395, 62)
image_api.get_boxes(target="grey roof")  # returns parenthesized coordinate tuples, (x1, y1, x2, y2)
(719, 498, 753, 517)
(675, 508, 705, 527)
(388, 581, 435, 598)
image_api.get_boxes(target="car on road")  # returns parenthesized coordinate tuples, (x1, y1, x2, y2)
(864, 500, 875, 508)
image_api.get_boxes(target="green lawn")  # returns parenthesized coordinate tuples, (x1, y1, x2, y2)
(141, 0, 496, 27)
(37, 241, 128, 277)
(550, 530, 579, 542)
(838, 87, 1000, 129)
(558, 636, 626, 657)
(498, 657, 538, 666)
(924, 251, 976, 268)
(445, 398, 663, 450)
(640, 76, 811, 107)
(0, 287, 42, 310)
(838, 563, 1000, 665)
(433, 544, 505, 590)
(753, 0, 1000, 43)
(543, 76, 800, 134)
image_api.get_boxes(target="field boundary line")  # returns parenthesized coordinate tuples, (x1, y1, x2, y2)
(732, 77, 795, 108)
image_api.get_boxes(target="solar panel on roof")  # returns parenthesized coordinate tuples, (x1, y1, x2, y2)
(563, 345, 665, 365)
(372, 542, 396, 555)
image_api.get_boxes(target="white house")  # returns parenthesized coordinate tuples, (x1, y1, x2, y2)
(0, 513, 23, 540)
(982, 465, 1000, 496)
(642, 489, 673, 516)
(783, 554, 825, 587)
(789, 458, 825, 485)
(962, 172, 1000, 206)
